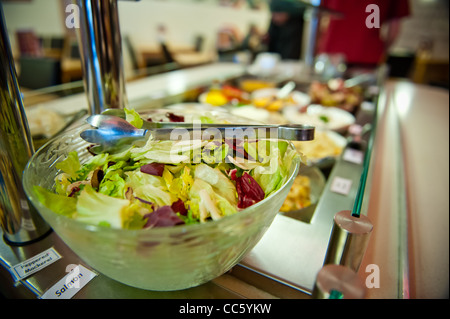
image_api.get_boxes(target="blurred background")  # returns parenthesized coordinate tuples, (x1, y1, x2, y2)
(1, 0, 448, 299)
(2, 0, 448, 95)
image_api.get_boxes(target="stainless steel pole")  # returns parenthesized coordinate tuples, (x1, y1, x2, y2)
(304, 1, 320, 68)
(0, 4, 51, 245)
(75, 0, 128, 114)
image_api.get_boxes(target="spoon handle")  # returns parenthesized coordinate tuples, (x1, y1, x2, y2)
(149, 124, 314, 142)
(86, 114, 315, 142)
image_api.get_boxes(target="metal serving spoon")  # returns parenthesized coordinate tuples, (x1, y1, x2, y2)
(80, 113, 315, 154)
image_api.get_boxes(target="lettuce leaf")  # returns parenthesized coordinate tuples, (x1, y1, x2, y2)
(55, 151, 81, 180)
(34, 185, 77, 218)
(130, 139, 192, 164)
(124, 108, 144, 129)
(125, 170, 177, 207)
(252, 156, 282, 197)
(75, 153, 109, 181)
(108, 146, 134, 163)
(126, 170, 166, 189)
(99, 170, 126, 198)
(194, 163, 237, 206)
(201, 141, 229, 164)
(54, 173, 72, 195)
(189, 178, 237, 222)
(76, 185, 144, 229)
(249, 140, 293, 196)
(165, 165, 194, 202)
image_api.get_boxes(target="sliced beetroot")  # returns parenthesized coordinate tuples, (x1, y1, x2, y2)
(235, 172, 265, 209)
(144, 206, 185, 228)
(140, 163, 165, 176)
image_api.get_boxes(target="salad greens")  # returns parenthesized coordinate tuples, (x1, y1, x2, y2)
(35, 109, 300, 230)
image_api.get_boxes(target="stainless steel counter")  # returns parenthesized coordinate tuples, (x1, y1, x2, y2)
(0, 231, 268, 299)
(1, 62, 447, 299)
(0, 109, 374, 299)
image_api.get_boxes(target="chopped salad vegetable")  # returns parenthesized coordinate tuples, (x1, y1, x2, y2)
(35, 109, 300, 229)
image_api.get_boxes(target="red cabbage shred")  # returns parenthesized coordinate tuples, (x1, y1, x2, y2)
(140, 163, 165, 176)
(171, 199, 188, 216)
(166, 112, 184, 122)
(144, 206, 185, 228)
(234, 172, 265, 209)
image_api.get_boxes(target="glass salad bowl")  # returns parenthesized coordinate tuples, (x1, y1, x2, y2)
(22, 109, 301, 291)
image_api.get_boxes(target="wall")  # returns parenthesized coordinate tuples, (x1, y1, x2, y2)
(118, 0, 270, 53)
(3, 0, 448, 65)
(2, 0, 270, 56)
(392, 0, 449, 59)
(2, 0, 65, 54)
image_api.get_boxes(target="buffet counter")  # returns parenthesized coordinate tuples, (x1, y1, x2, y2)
(23, 62, 248, 116)
(359, 80, 449, 299)
(1, 63, 448, 299)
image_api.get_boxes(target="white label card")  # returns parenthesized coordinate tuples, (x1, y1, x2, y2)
(40, 264, 97, 299)
(10, 247, 61, 281)
(330, 176, 353, 196)
(343, 148, 364, 165)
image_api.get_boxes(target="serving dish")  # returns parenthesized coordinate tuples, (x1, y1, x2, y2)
(198, 85, 250, 107)
(280, 164, 326, 213)
(164, 102, 228, 113)
(26, 106, 88, 149)
(283, 104, 355, 133)
(308, 80, 363, 112)
(251, 88, 311, 111)
(22, 109, 301, 291)
(292, 130, 346, 166)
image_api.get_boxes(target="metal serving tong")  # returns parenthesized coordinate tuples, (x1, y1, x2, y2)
(80, 110, 315, 154)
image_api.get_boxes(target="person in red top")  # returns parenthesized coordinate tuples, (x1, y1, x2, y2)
(317, 0, 410, 67)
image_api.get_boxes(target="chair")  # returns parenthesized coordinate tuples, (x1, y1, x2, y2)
(60, 36, 83, 83)
(18, 56, 61, 89)
(123, 35, 146, 71)
(160, 42, 175, 64)
(194, 35, 204, 52)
